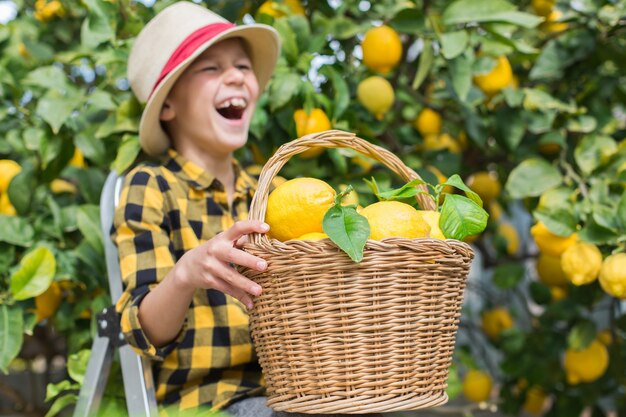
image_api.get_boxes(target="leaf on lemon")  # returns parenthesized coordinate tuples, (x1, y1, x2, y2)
(440, 194, 489, 240)
(323, 204, 370, 262)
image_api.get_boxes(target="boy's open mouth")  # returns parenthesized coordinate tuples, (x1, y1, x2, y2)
(216, 97, 247, 120)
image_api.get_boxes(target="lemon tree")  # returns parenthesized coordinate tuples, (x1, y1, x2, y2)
(1, 0, 626, 416)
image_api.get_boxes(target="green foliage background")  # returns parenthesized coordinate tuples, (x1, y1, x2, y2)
(0, 0, 625, 416)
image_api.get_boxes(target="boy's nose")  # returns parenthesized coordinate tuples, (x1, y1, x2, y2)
(224, 66, 245, 84)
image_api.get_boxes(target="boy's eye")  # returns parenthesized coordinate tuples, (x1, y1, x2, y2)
(201, 66, 218, 72)
(237, 64, 251, 71)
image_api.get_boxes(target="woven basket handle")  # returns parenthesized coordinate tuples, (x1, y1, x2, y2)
(249, 130, 437, 244)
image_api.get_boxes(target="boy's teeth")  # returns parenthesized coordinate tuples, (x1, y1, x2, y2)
(217, 98, 247, 109)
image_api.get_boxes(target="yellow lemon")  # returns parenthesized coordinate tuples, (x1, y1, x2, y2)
(536, 253, 569, 287)
(531, 222, 577, 257)
(50, 179, 78, 194)
(564, 339, 609, 384)
(69, 148, 87, 168)
(35, 282, 63, 322)
(0, 193, 17, 216)
(360, 201, 430, 240)
(497, 222, 520, 255)
(541, 10, 568, 33)
(295, 232, 329, 241)
(18, 42, 30, 58)
(266, 178, 336, 241)
(422, 133, 461, 153)
(561, 242, 602, 286)
(258, 0, 305, 17)
(414, 108, 442, 136)
(271, 176, 287, 188)
(0, 159, 22, 193)
(361, 25, 402, 74)
(481, 307, 514, 340)
(488, 201, 503, 222)
(598, 253, 626, 299)
(356, 76, 395, 120)
(462, 370, 492, 403)
(522, 386, 547, 415)
(466, 171, 501, 203)
(293, 108, 332, 158)
(550, 285, 568, 302)
(473, 56, 513, 96)
(415, 210, 445, 239)
(531, 0, 556, 16)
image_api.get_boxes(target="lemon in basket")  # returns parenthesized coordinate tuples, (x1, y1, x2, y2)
(266, 177, 336, 241)
(360, 201, 430, 240)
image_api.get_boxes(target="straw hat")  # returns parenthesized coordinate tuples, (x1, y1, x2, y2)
(128, 1, 281, 156)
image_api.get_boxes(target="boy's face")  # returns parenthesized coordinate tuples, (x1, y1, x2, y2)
(160, 38, 259, 157)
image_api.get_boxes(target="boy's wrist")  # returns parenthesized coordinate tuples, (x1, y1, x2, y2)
(169, 264, 197, 296)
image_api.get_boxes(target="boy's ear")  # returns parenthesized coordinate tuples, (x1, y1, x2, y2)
(160, 99, 175, 121)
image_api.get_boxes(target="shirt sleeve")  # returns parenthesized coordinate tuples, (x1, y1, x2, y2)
(112, 166, 187, 361)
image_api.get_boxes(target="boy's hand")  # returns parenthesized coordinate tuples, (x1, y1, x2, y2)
(173, 220, 269, 309)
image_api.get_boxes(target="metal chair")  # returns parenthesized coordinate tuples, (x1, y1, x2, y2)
(73, 170, 159, 417)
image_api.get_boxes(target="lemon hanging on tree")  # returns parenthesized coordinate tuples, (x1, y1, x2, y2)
(414, 108, 442, 136)
(473, 56, 513, 96)
(530, 222, 578, 257)
(357, 76, 394, 120)
(462, 370, 492, 402)
(563, 339, 609, 384)
(361, 25, 402, 74)
(561, 242, 602, 286)
(598, 253, 626, 299)
(293, 108, 332, 158)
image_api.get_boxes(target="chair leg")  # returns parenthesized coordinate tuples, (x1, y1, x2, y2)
(119, 345, 159, 417)
(72, 336, 114, 417)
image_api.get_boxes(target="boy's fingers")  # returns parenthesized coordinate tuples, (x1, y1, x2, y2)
(222, 220, 269, 241)
(234, 235, 248, 248)
(223, 247, 267, 271)
(213, 261, 262, 297)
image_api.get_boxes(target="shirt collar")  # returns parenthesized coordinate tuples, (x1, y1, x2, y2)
(162, 148, 256, 196)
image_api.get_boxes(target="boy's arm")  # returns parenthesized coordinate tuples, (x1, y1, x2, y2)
(114, 168, 269, 352)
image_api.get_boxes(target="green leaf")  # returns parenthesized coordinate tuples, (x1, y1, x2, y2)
(10, 247, 56, 300)
(36, 90, 77, 134)
(0, 215, 35, 247)
(111, 134, 141, 174)
(449, 54, 472, 102)
(496, 108, 525, 150)
(269, 72, 300, 111)
(68, 349, 92, 385)
(445, 363, 462, 400)
(592, 204, 619, 232)
(523, 88, 577, 114)
(45, 380, 80, 402)
(440, 194, 489, 240)
(44, 393, 78, 417)
(390, 8, 426, 35)
(578, 220, 619, 245)
(81, 0, 116, 49)
(566, 115, 597, 133)
(77, 205, 103, 254)
(7, 167, 36, 215)
(505, 158, 562, 198)
(568, 321, 596, 350)
(529, 281, 551, 305)
(412, 39, 433, 90)
(320, 66, 350, 119)
(377, 178, 428, 201)
(274, 18, 299, 63)
(534, 208, 578, 236)
(574, 134, 618, 175)
(442, 0, 542, 27)
(0, 305, 23, 374)
(492, 263, 525, 289)
(443, 174, 482, 206)
(323, 204, 370, 263)
(23, 66, 69, 90)
(617, 193, 626, 229)
(440, 30, 468, 59)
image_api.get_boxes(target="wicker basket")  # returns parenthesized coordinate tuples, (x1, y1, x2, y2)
(241, 130, 474, 414)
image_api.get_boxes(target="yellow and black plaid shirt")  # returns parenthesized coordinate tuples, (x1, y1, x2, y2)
(112, 148, 264, 412)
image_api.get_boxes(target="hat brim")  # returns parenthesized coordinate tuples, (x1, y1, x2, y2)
(138, 24, 280, 156)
